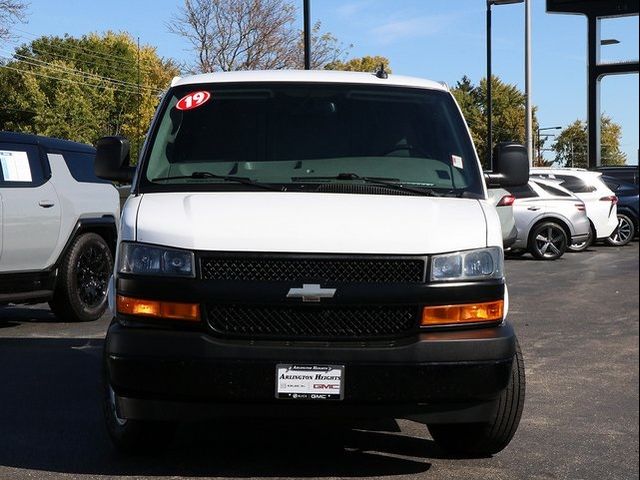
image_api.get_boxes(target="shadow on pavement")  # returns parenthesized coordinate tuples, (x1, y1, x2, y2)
(0, 337, 437, 477)
(0, 306, 58, 324)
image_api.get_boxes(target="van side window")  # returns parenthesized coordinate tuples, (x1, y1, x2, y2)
(58, 150, 108, 183)
(0, 143, 46, 187)
(506, 184, 538, 199)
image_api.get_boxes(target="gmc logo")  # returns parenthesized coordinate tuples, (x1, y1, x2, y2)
(313, 384, 339, 390)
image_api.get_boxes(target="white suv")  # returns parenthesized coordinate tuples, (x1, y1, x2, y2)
(0, 132, 120, 321)
(530, 168, 618, 248)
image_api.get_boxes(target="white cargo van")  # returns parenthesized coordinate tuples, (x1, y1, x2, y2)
(95, 70, 529, 456)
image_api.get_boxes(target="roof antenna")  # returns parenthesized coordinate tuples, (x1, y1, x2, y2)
(375, 63, 388, 79)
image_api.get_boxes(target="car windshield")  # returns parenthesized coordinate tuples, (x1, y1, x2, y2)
(140, 83, 483, 196)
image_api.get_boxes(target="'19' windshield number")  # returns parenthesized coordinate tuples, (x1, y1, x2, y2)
(176, 91, 211, 111)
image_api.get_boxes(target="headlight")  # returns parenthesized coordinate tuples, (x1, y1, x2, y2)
(431, 247, 503, 282)
(118, 242, 195, 277)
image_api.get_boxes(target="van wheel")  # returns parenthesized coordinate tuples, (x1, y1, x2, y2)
(49, 233, 112, 322)
(605, 213, 635, 247)
(528, 222, 567, 260)
(103, 355, 177, 455)
(103, 381, 176, 454)
(428, 340, 525, 456)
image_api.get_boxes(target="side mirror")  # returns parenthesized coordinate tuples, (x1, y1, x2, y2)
(485, 142, 529, 187)
(95, 136, 135, 183)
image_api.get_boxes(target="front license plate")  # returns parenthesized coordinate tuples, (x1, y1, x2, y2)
(276, 364, 344, 400)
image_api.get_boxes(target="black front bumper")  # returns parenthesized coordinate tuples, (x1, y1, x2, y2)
(105, 320, 516, 424)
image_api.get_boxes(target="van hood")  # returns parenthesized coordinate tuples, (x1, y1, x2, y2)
(135, 192, 488, 255)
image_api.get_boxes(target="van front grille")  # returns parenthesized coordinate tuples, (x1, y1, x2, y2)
(206, 304, 418, 339)
(200, 256, 425, 284)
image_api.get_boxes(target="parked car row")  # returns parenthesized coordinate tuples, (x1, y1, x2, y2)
(3, 71, 534, 457)
(495, 167, 638, 261)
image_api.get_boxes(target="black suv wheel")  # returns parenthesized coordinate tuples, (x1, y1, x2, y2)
(49, 233, 112, 322)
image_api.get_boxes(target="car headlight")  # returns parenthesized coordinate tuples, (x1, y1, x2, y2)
(118, 242, 195, 277)
(431, 247, 503, 282)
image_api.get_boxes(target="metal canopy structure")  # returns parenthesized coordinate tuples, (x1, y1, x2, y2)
(547, 0, 639, 168)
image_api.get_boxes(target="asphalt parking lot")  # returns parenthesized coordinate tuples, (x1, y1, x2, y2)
(1, 242, 638, 480)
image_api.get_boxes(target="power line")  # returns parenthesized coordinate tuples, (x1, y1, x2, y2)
(9, 29, 157, 73)
(0, 58, 147, 95)
(2, 50, 157, 92)
(0, 62, 149, 95)
(19, 41, 148, 79)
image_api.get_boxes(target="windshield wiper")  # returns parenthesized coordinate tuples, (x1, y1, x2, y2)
(151, 171, 281, 191)
(291, 172, 441, 197)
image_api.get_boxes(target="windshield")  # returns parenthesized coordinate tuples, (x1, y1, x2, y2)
(140, 83, 483, 196)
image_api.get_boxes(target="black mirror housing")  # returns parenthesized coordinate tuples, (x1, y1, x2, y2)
(490, 142, 529, 187)
(95, 136, 135, 183)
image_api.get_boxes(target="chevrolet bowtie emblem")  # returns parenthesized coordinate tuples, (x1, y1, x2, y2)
(286, 284, 336, 303)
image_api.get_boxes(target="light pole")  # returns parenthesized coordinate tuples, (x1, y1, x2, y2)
(536, 126, 562, 166)
(525, 0, 532, 167)
(303, 0, 311, 70)
(486, 0, 524, 169)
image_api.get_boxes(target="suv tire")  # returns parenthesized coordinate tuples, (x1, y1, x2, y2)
(528, 221, 567, 260)
(568, 224, 595, 252)
(605, 213, 635, 247)
(49, 233, 112, 322)
(428, 340, 525, 456)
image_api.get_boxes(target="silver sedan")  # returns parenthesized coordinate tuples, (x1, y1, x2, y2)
(506, 179, 590, 260)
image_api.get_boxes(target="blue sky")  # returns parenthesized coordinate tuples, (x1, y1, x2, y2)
(7, 0, 639, 164)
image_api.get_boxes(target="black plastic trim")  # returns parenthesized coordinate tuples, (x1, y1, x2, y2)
(115, 394, 499, 424)
(116, 274, 503, 306)
(54, 216, 118, 269)
(0, 270, 56, 300)
(104, 319, 516, 420)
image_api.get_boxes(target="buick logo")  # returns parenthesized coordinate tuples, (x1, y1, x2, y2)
(286, 284, 336, 303)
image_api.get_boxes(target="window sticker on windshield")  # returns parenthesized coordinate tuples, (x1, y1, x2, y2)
(451, 154, 464, 169)
(0, 150, 32, 182)
(176, 91, 211, 111)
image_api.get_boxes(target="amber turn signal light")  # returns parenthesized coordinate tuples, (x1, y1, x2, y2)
(421, 300, 504, 326)
(116, 295, 200, 322)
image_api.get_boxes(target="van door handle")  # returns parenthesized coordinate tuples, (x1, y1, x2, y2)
(38, 200, 55, 208)
(527, 206, 540, 211)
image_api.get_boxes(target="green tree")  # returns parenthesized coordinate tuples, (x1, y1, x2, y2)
(0, 32, 179, 162)
(324, 55, 391, 73)
(552, 116, 627, 167)
(451, 75, 539, 168)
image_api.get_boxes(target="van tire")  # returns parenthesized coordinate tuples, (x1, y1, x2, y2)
(49, 233, 112, 322)
(428, 339, 525, 456)
(103, 367, 176, 454)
